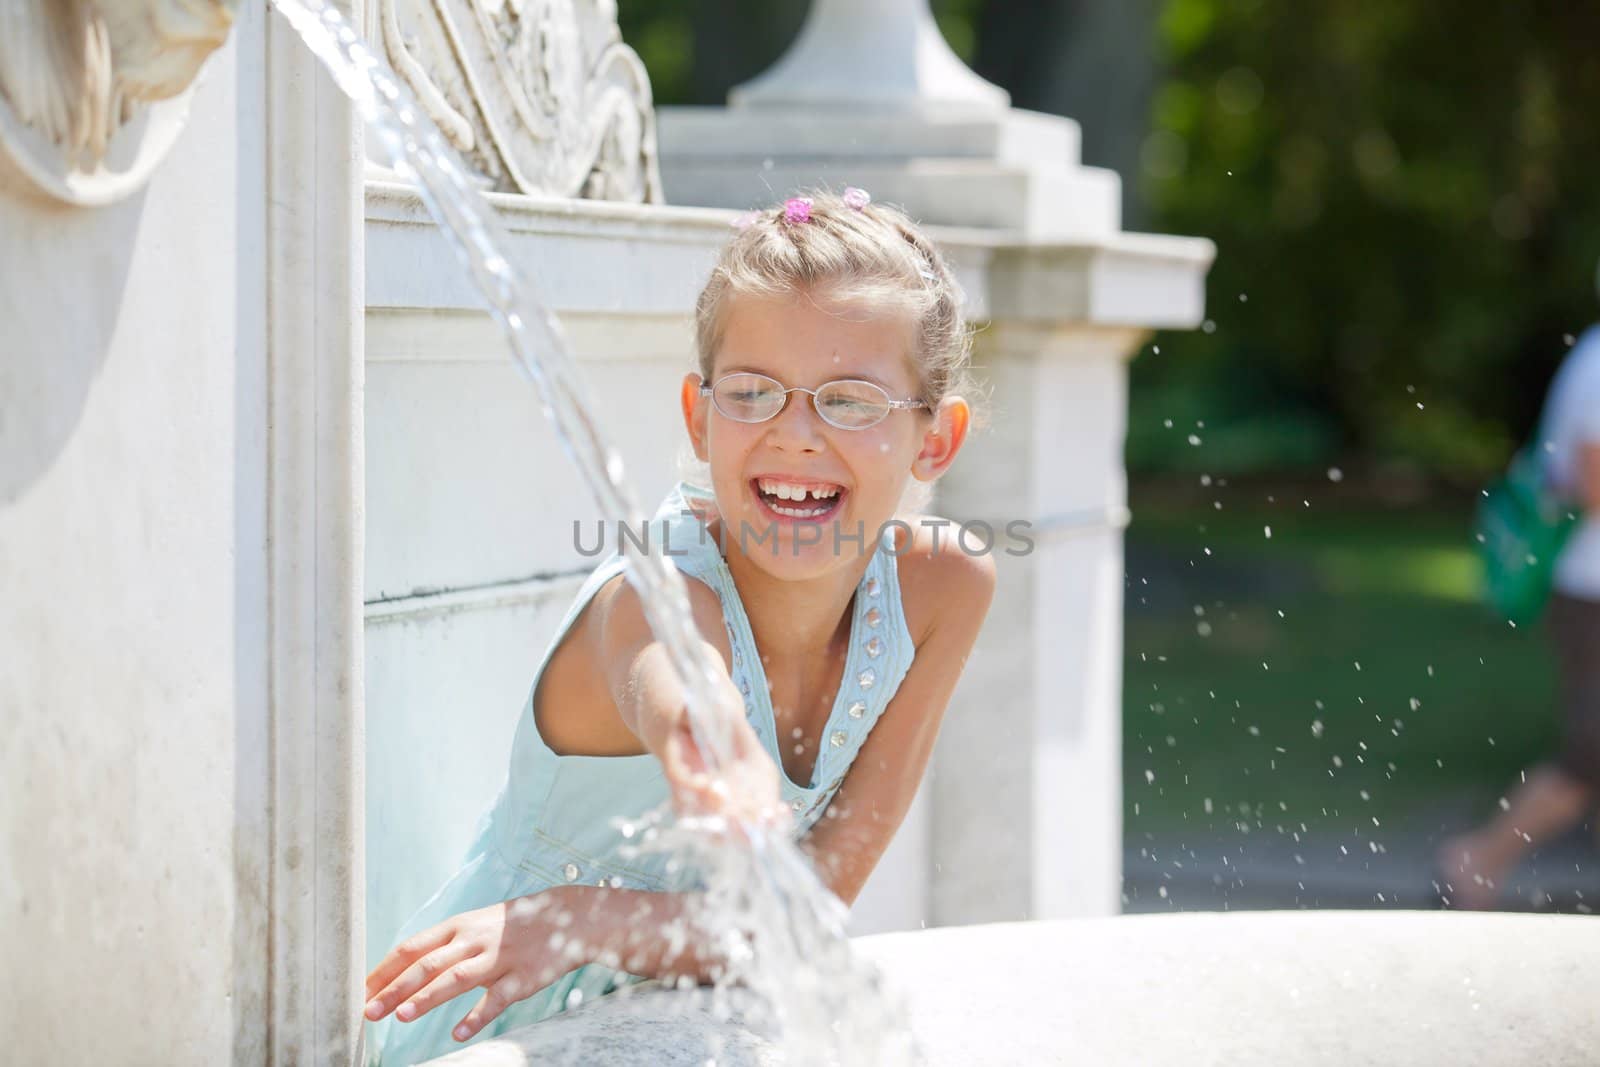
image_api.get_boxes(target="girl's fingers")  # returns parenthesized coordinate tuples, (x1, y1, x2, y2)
(660, 733, 717, 815)
(391, 955, 492, 1024)
(364, 939, 475, 1021)
(364, 925, 456, 1000)
(451, 973, 529, 1043)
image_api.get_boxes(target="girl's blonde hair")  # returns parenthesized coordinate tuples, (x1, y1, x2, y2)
(693, 189, 981, 419)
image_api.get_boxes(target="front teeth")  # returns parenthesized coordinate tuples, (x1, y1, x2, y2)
(758, 478, 841, 502)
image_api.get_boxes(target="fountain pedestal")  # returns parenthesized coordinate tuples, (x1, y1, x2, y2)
(656, 0, 1119, 238)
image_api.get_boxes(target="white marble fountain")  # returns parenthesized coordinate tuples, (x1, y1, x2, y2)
(2, 2, 1594, 1065)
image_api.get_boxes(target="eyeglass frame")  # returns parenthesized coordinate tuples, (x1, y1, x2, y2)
(697, 371, 931, 431)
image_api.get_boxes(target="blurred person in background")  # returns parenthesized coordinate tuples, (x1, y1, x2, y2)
(1439, 264, 1600, 909)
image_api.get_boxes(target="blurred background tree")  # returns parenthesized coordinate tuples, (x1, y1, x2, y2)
(622, 0, 1600, 485)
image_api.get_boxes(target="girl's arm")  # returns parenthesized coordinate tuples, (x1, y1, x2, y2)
(1579, 442, 1600, 510)
(363, 885, 728, 1044)
(801, 540, 996, 905)
(588, 574, 782, 822)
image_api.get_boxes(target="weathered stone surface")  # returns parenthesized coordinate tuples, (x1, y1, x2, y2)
(424, 912, 1600, 1066)
(373, 0, 662, 201)
(0, 0, 235, 204)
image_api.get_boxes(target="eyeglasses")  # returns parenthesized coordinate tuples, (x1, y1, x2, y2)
(700, 372, 929, 431)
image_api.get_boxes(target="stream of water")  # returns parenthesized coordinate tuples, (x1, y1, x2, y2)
(265, 1, 914, 1061)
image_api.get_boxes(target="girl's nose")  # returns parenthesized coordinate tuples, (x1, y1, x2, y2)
(766, 389, 827, 452)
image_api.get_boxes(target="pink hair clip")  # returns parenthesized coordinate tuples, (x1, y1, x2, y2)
(730, 210, 761, 232)
(783, 197, 814, 224)
(842, 186, 871, 210)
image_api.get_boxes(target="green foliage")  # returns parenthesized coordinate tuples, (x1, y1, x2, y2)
(1136, 0, 1600, 481)
(1125, 493, 1557, 836)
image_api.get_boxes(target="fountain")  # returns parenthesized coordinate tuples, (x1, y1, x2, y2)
(4, 3, 1597, 1066)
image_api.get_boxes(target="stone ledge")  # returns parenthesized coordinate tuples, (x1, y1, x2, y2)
(420, 912, 1600, 1066)
(657, 107, 1081, 167)
(363, 183, 1213, 330)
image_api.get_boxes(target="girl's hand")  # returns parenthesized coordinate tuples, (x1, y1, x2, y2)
(362, 888, 584, 1044)
(648, 671, 786, 832)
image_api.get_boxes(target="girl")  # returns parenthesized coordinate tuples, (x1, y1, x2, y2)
(362, 189, 996, 1063)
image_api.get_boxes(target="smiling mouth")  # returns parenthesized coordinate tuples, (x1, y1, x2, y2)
(750, 477, 847, 521)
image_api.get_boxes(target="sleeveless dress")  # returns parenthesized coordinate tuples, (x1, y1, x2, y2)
(368, 481, 917, 1065)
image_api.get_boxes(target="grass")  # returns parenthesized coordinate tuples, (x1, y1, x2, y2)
(1122, 481, 1561, 842)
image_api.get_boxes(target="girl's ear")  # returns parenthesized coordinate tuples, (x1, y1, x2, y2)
(682, 373, 711, 461)
(911, 395, 971, 482)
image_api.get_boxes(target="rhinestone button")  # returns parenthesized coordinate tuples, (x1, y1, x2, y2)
(865, 576, 880, 597)
(865, 607, 882, 627)
(847, 700, 866, 719)
(858, 667, 876, 690)
(563, 862, 580, 882)
(791, 797, 805, 812)
(830, 730, 848, 748)
(864, 636, 883, 659)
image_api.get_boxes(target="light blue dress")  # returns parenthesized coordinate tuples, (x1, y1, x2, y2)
(368, 482, 917, 1065)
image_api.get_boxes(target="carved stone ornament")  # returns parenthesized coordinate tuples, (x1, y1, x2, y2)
(376, 0, 662, 202)
(0, 0, 237, 206)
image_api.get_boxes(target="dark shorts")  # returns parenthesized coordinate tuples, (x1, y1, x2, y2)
(1548, 592, 1600, 786)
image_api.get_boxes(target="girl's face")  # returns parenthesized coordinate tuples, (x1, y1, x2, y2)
(682, 289, 967, 580)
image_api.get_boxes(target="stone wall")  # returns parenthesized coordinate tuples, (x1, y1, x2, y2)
(1, 3, 364, 1062)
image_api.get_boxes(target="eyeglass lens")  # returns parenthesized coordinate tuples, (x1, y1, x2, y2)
(712, 373, 890, 429)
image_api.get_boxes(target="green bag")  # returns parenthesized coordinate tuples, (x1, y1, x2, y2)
(1475, 443, 1580, 625)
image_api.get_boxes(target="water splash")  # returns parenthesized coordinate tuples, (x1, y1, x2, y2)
(265, 0, 912, 1060)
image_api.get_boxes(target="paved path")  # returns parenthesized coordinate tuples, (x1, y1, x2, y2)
(1123, 821, 1598, 913)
